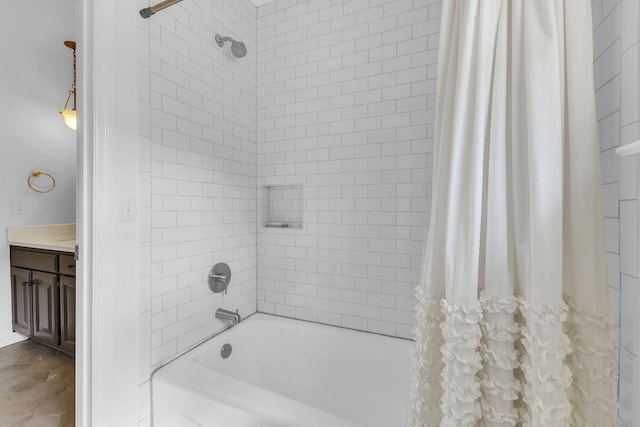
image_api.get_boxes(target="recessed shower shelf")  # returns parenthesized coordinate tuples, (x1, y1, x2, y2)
(262, 185, 303, 229)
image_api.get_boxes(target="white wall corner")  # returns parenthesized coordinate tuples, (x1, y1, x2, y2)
(0, 332, 27, 349)
(79, 0, 140, 425)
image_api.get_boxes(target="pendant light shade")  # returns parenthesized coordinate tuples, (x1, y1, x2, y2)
(60, 109, 76, 130)
(60, 41, 77, 130)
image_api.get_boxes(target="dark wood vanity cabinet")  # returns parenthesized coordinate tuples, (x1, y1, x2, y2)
(58, 274, 76, 353)
(10, 247, 76, 354)
(10, 267, 32, 337)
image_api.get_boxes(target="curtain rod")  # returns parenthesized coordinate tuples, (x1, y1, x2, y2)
(140, 0, 183, 18)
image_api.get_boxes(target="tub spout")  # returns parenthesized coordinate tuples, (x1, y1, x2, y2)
(216, 308, 241, 325)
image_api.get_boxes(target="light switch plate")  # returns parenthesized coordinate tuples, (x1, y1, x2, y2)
(13, 199, 26, 215)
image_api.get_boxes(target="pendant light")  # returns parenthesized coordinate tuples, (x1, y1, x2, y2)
(60, 41, 77, 130)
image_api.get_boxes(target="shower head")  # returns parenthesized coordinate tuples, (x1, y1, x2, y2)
(215, 34, 247, 58)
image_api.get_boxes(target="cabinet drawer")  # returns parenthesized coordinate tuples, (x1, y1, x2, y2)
(59, 255, 76, 276)
(11, 249, 57, 273)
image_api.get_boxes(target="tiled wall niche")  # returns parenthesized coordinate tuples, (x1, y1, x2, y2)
(262, 185, 304, 228)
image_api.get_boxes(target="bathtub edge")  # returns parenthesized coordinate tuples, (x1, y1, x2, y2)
(149, 310, 260, 427)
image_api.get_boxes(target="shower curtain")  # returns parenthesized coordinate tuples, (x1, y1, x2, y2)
(410, 1, 614, 426)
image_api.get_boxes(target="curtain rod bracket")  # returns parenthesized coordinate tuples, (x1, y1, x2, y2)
(139, 0, 184, 19)
(140, 7, 154, 18)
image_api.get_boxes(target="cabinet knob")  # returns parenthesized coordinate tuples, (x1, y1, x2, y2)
(22, 281, 29, 286)
(66, 264, 76, 269)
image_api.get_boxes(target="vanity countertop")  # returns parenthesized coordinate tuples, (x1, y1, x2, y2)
(6, 223, 76, 253)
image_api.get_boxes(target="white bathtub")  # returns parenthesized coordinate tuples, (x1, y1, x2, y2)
(152, 313, 413, 427)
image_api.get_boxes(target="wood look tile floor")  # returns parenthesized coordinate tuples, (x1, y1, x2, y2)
(0, 340, 74, 427)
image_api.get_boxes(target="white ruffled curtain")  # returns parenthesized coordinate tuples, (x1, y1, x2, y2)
(410, 1, 614, 426)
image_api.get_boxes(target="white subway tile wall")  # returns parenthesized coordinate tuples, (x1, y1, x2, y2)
(138, 0, 152, 423)
(137, 0, 258, 422)
(593, 0, 640, 425)
(255, 0, 438, 338)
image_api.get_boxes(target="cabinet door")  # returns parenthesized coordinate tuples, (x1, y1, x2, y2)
(10, 267, 32, 336)
(59, 275, 76, 354)
(31, 271, 58, 347)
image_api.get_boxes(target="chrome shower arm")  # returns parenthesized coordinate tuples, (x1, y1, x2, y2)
(215, 35, 234, 47)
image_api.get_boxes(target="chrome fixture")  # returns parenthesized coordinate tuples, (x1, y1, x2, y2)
(140, 0, 183, 18)
(220, 343, 232, 359)
(208, 263, 231, 293)
(215, 308, 241, 325)
(215, 34, 247, 58)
